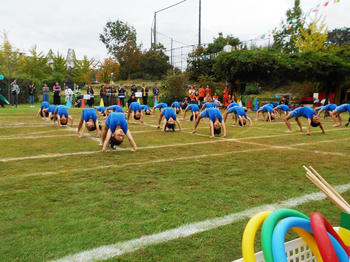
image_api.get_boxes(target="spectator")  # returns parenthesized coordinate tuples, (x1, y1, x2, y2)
(118, 84, 126, 107)
(188, 85, 195, 100)
(198, 85, 205, 103)
(28, 83, 35, 107)
(141, 83, 149, 105)
(73, 84, 81, 104)
(152, 83, 160, 104)
(205, 85, 212, 97)
(130, 84, 137, 95)
(10, 79, 20, 108)
(110, 86, 116, 106)
(223, 86, 230, 106)
(105, 85, 111, 106)
(53, 82, 61, 105)
(87, 86, 95, 107)
(65, 86, 73, 105)
(127, 94, 137, 109)
(74, 92, 83, 107)
(100, 85, 106, 106)
(42, 83, 49, 102)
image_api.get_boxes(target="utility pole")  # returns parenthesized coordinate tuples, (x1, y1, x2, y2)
(153, 13, 157, 48)
(171, 38, 173, 67)
(198, 0, 201, 46)
(151, 28, 153, 48)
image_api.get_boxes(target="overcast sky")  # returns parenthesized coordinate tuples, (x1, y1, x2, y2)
(0, 0, 349, 64)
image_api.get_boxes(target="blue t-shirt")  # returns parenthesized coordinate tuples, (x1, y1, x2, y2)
(56, 105, 69, 117)
(47, 105, 57, 114)
(335, 104, 350, 113)
(290, 107, 316, 120)
(96, 106, 106, 113)
(203, 102, 217, 109)
(154, 103, 168, 109)
(186, 104, 200, 112)
(171, 102, 181, 109)
(40, 101, 50, 110)
(109, 105, 124, 113)
(201, 108, 222, 123)
(324, 104, 337, 112)
(276, 105, 290, 112)
(228, 106, 247, 117)
(141, 105, 151, 112)
(82, 108, 97, 122)
(129, 102, 141, 113)
(227, 102, 239, 108)
(105, 112, 128, 134)
(261, 104, 274, 113)
(317, 106, 325, 111)
(161, 107, 177, 120)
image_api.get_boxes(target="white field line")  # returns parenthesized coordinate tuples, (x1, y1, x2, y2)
(1, 147, 270, 181)
(51, 183, 350, 262)
(0, 124, 50, 128)
(2, 128, 348, 162)
(0, 134, 77, 140)
(0, 129, 72, 138)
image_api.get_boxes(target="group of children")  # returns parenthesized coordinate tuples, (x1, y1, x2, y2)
(37, 99, 350, 152)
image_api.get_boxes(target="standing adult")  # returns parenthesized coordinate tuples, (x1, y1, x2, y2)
(74, 84, 81, 101)
(42, 83, 49, 102)
(141, 83, 149, 105)
(28, 83, 35, 107)
(152, 83, 160, 104)
(100, 85, 106, 106)
(10, 79, 20, 108)
(52, 82, 61, 105)
(87, 85, 95, 107)
(205, 85, 212, 98)
(130, 84, 137, 96)
(64, 86, 73, 105)
(223, 86, 230, 106)
(198, 85, 205, 103)
(105, 85, 111, 106)
(118, 84, 126, 107)
(110, 86, 116, 106)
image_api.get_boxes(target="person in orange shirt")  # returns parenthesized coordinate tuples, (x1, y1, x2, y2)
(223, 86, 230, 106)
(188, 85, 195, 100)
(198, 85, 205, 103)
(213, 92, 219, 100)
(205, 85, 211, 97)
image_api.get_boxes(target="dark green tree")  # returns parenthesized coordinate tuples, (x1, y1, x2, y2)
(140, 44, 171, 79)
(273, 0, 305, 53)
(327, 27, 350, 46)
(206, 33, 240, 54)
(100, 20, 142, 79)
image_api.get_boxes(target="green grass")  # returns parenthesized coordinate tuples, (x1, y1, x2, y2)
(0, 104, 349, 262)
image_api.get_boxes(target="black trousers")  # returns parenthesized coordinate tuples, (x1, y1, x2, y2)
(119, 97, 125, 107)
(11, 92, 18, 107)
(53, 93, 60, 105)
(142, 96, 148, 105)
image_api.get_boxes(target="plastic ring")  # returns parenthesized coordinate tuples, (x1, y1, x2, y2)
(272, 217, 348, 262)
(242, 211, 272, 261)
(310, 213, 350, 262)
(261, 208, 309, 262)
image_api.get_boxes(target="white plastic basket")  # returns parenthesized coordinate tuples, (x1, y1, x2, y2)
(233, 237, 316, 262)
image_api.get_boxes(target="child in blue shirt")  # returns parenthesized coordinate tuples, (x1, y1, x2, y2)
(285, 107, 325, 135)
(193, 108, 226, 138)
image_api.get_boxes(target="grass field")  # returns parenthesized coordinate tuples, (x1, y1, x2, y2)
(0, 104, 349, 262)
